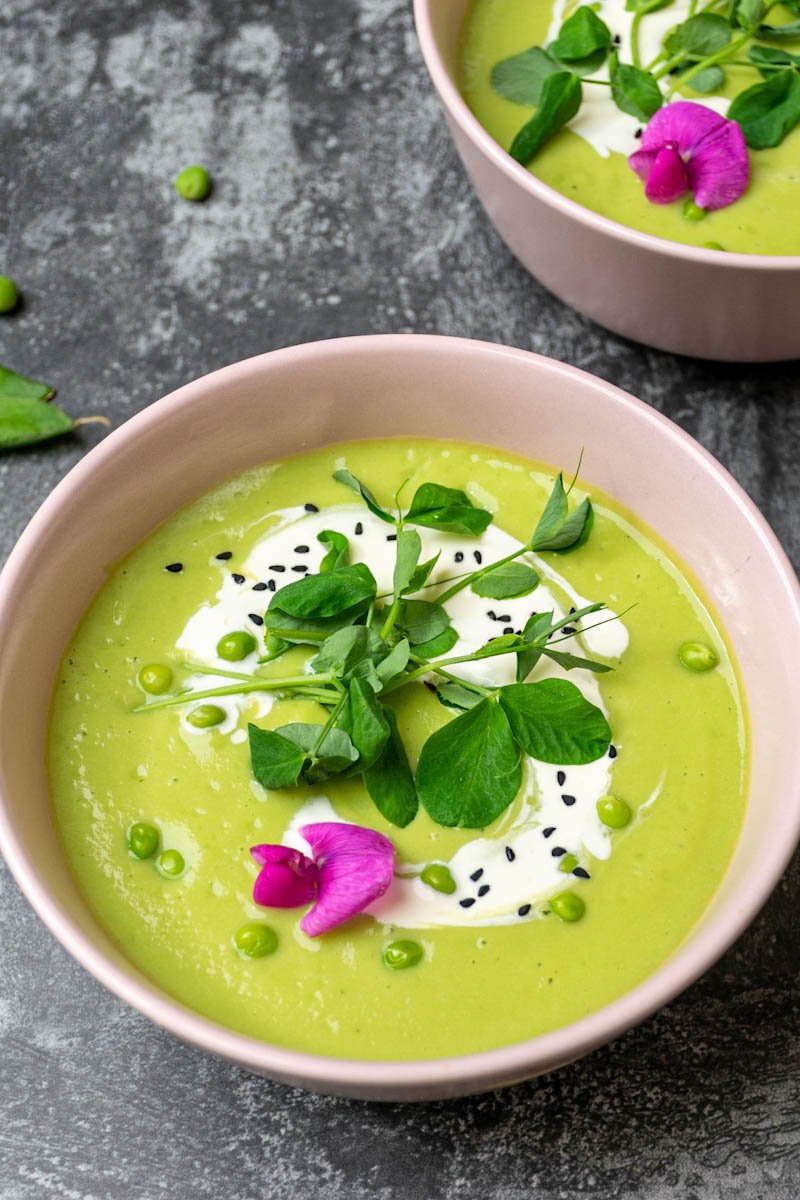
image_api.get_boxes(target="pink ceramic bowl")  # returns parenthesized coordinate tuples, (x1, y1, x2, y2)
(414, 1, 800, 362)
(1, 335, 799, 1100)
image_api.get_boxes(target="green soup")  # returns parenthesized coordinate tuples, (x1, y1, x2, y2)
(460, 0, 800, 255)
(48, 439, 747, 1060)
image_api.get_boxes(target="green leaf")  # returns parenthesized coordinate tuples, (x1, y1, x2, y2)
(625, 0, 672, 13)
(531, 474, 593, 552)
(412, 625, 459, 660)
(397, 599, 451, 646)
(339, 677, 390, 770)
(405, 483, 492, 536)
(376, 638, 411, 688)
(610, 58, 663, 121)
(437, 682, 484, 711)
(363, 707, 418, 827)
(416, 699, 522, 828)
(0, 396, 75, 449)
(531, 473, 568, 545)
(317, 529, 350, 573)
(407, 551, 441, 594)
(471, 560, 540, 600)
(510, 71, 583, 166)
(470, 633, 523, 659)
(310, 625, 387, 680)
(393, 528, 422, 596)
(728, 70, 800, 148)
(683, 65, 725, 94)
(748, 45, 800, 76)
(278, 722, 359, 781)
(757, 18, 800, 38)
(500, 679, 611, 764)
(664, 14, 731, 57)
(269, 562, 377, 620)
(516, 611, 553, 681)
(733, 0, 766, 29)
(541, 647, 612, 674)
(249, 723, 306, 789)
(551, 6, 612, 61)
(0, 365, 54, 402)
(490, 46, 563, 106)
(333, 469, 395, 524)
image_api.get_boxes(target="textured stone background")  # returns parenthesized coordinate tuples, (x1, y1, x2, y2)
(1, 1, 798, 1196)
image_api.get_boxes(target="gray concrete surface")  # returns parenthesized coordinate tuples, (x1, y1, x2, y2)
(1, 1, 798, 1196)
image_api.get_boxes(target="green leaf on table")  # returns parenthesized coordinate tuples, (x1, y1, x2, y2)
(396, 598, 452, 647)
(277, 722, 359, 782)
(393, 528, 422, 596)
(317, 529, 350, 573)
(499, 679, 611, 764)
(664, 14, 731, 57)
(338, 677, 390, 770)
(471, 560, 540, 600)
(333, 469, 395, 524)
(363, 706, 418, 827)
(610, 59, 663, 121)
(411, 625, 459, 660)
(491, 46, 563, 106)
(531, 473, 593, 552)
(405, 483, 492, 536)
(729, 69, 800, 147)
(0, 396, 75, 449)
(436, 682, 484, 711)
(416, 698, 522, 828)
(249, 724, 307, 789)
(551, 6, 612, 61)
(0, 364, 54, 402)
(269, 562, 377, 620)
(510, 71, 583, 165)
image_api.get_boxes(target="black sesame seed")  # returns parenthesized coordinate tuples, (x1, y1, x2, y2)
(270, 564, 286, 573)
(459, 898, 476, 909)
(470, 868, 484, 882)
(252, 582, 268, 592)
(542, 826, 556, 838)
(355, 522, 363, 535)
(569, 607, 576, 615)
(231, 573, 245, 585)
(165, 563, 183, 573)
(267, 580, 276, 592)
(613, 33, 621, 45)
(505, 846, 515, 863)
(503, 626, 515, 636)
(634, 127, 643, 140)
(304, 502, 319, 513)
(292, 564, 308, 573)
(248, 614, 264, 626)
(423, 680, 437, 693)
(562, 625, 577, 635)
(487, 610, 496, 621)
(561, 794, 577, 807)
(518, 904, 532, 917)
(215, 551, 233, 561)
(498, 614, 511, 624)
(455, 551, 464, 563)
(551, 846, 567, 857)
(573, 867, 590, 880)
(608, 744, 618, 759)
(294, 545, 310, 554)
(387, 534, 397, 542)
(474, 551, 482, 564)
(478, 884, 490, 898)
(557, 770, 566, 787)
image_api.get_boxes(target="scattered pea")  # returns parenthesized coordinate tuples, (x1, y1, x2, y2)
(186, 703, 226, 728)
(596, 794, 632, 830)
(216, 630, 257, 662)
(127, 821, 159, 860)
(0, 275, 19, 314)
(158, 848, 185, 877)
(704, 241, 726, 251)
(235, 922, 278, 959)
(137, 663, 173, 695)
(682, 199, 707, 222)
(175, 165, 212, 201)
(420, 863, 456, 894)
(558, 853, 579, 875)
(382, 939, 424, 970)
(549, 891, 585, 923)
(678, 641, 719, 672)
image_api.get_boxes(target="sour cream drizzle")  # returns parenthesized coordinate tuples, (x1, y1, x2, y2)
(176, 504, 631, 929)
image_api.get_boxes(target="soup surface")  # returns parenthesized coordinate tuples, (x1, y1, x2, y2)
(49, 439, 747, 1059)
(460, 0, 800, 255)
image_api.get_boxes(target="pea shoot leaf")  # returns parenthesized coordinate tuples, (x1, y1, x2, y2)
(376, 638, 411, 688)
(500, 679, 611, 764)
(664, 14, 731, 57)
(471, 560, 540, 600)
(0, 365, 54, 402)
(333, 469, 395, 524)
(530, 473, 594, 552)
(625, 0, 672, 12)
(393, 528, 422, 596)
(610, 58, 663, 121)
(733, 0, 766, 30)
(756, 18, 800, 38)
(249, 724, 307, 790)
(269, 562, 377, 619)
(339, 677, 390, 770)
(277, 722, 359, 782)
(516, 611, 553, 681)
(311, 625, 387, 681)
(363, 707, 418, 827)
(0, 396, 75, 449)
(541, 647, 612, 673)
(318, 529, 350, 573)
(748, 45, 800, 76)
(407, 550, 441, 593)
(405, 483, 492, 536)
(551, 6, 612, 62)
(416, 698, 522, 828)
(412, 625, 459, 660)
(682, 65, 725, 94)
(397, 599, 452, 646)
(436, 682, 484, 711)
(510, 71, 583, 166)
(729, 69, 800, 148)
(491, 46, 563, 106)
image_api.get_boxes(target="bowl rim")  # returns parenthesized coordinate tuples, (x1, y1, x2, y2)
(2, 332, 800, 1099)
(412, 0, 800, 271)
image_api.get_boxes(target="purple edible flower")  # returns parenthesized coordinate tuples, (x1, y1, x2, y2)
(250, 822, 395, 936)
(628, 101, 749, 212)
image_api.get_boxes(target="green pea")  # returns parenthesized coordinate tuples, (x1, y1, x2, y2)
(549, 890, 585, 923)
(175, 165, 211, 201)
(137, 663, 174, 695)
(596, 794, 632, 830)
(682, 199, 707, 222)
(186, 703, 226, 728)
(383, 939, 424, 970)
(678, 641, 719, 673)
(235, 922, 278, 959)
(216, 630, 257, 661)
(0, 275, 19, 314)
(704, 241, 726, 251)
(127, 821, 159, 860)
(558, 853, 578, 875)
(420, 863, 456, 894)
(158, 848, 185, 877)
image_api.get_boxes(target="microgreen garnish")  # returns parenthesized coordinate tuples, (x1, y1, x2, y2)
(137, 468, 617, 830)
(0, 363, 109, 450)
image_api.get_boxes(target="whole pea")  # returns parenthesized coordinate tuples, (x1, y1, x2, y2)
(235, 923, 278, 959)
(596, 794, 632, 830)
(682, 199, 706, 222)
(127, 821, 159, 860)
(158, 848, 185, 878)
(186, 703, 226, 728)
(549, 891, 585, 923)
(678, 641, 719, 672)
(175, 165, 211, 201)
(138, 663, 173, 695)
(0, 275, 19, 314)
(217, 630, 257, 661)
(558, 853, 578, 875)
(382, 939, 424, 970)
(420, 863, 456, 894)
(704, 241, 726, 251)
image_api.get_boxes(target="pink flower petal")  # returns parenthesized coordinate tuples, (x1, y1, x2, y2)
(298, 822, 395, 937)
(250, 844, 318, 908)
(643, 144, 689, 205)
(687, 120, 749, 211)
(638, 101, 727, 156)
(628, 147, 659, 184)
